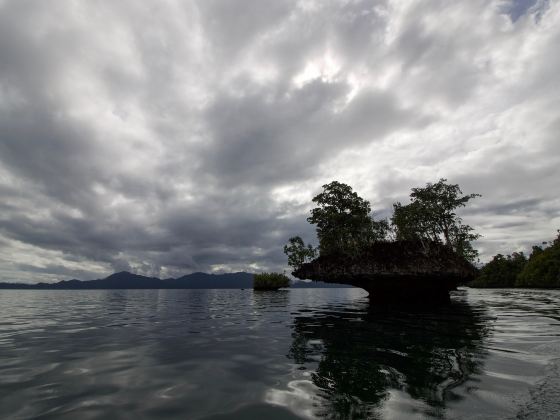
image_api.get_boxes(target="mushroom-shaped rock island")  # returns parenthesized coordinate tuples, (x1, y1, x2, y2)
(293, 240, 477, 304)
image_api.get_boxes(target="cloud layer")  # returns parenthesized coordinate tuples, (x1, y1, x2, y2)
(0, 0, 559, 282)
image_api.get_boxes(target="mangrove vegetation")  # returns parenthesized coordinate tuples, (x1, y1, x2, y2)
(253, 272, 291, 290)
(285, 178, 481, 267)
(471, 231, 560, 288)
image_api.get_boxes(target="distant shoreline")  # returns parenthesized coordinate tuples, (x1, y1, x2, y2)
(0, 271, 353, 290)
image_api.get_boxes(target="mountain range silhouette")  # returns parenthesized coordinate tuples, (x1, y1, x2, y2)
(0, 271, 351, 289)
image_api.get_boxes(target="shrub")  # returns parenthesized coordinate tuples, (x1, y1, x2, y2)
(253, 272, 291, 290)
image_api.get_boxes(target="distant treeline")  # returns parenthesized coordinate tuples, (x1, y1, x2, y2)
(470, 230, 560, 288)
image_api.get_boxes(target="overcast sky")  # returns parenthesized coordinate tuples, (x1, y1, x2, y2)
(0, 0, 559, 283)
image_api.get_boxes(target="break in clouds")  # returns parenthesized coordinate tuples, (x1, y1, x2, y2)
(0, 0, 559, 283)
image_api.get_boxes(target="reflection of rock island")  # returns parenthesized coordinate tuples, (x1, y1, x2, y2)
(287, 296, 490, 418)
(293, 240, 477, 304)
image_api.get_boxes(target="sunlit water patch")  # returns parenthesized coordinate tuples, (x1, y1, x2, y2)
(0, 288, 559, 419)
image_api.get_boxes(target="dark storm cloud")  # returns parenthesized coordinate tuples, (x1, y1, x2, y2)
(474, 198, 542, 216)
(0, 0, 559, 282)
(502, 0, 550, 22)
(202, 81, 427, 186)
(13, 263, 103, 282)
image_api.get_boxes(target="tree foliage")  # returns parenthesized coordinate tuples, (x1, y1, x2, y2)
(516, 231, 560, 288)
(471, 231, 560, 289)
(283, 236, 317, 270)
(307, 181, 387, 255)
(391, 179, 481, 261)
(470, 252, 527, 288)
(284, 179, 481, 270)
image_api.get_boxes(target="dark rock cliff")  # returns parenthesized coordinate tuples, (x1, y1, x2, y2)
(293, 240, 477, 304)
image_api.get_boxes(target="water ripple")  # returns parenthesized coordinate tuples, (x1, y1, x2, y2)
(0, 288, 559, 419)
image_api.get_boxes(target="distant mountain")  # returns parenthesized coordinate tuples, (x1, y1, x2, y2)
(61, 271, 163, 289)
(0, 271, 156, 290)
(0, 271, 352, 289)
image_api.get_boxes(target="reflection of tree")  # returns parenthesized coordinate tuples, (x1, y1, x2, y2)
(288, 298, 490, 418)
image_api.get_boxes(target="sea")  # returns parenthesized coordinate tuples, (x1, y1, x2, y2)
(1, 288, 559, 419)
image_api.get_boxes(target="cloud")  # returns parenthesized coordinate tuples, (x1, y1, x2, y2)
(0, 0, 559, 282)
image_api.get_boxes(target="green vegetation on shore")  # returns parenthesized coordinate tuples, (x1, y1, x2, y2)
(253, 272, 290, 290)
(470, 252, 527, 288)
(471, 231, 560, 288)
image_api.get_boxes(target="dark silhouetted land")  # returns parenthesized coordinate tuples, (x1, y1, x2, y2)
(0, 271, 352, 290)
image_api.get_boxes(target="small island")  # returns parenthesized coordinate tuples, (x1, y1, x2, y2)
(253, 272, 291, 291)
(293, 240, 476, 303)
(284, 179, 480, 304)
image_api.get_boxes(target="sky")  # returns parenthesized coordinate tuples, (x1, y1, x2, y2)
(0, 0, 559, 283)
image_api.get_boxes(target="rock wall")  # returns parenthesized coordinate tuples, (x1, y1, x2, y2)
(293, 240, 477, 303)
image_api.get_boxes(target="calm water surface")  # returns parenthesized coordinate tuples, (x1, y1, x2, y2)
(1, 288, 559, 419)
